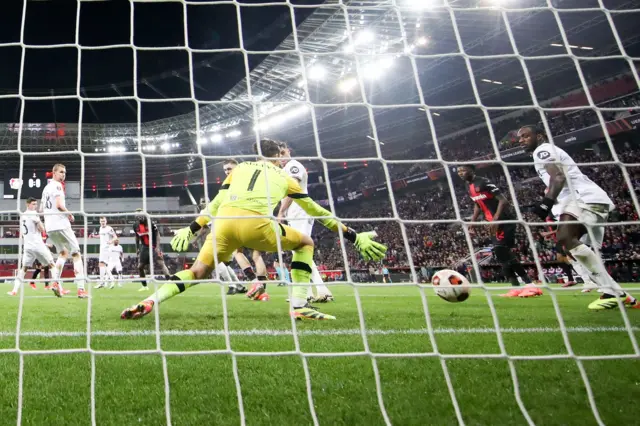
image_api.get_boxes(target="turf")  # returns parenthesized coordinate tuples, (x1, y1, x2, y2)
(1, 281, 639, 426)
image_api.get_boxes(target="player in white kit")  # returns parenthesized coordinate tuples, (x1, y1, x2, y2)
(8, 198, 55, 296)
(40, 163, 88, 298)
(278, 143, 334, 302)
(105, 238, 124, 289)
(518, 125, 638, 310)
(96, 217, 117, 289)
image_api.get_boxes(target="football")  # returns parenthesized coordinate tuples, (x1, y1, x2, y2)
(432, 269, 471, 303)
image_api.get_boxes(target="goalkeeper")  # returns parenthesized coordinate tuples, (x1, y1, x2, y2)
(121, 138, 386, 320)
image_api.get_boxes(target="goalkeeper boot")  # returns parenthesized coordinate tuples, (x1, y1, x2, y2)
(246, 280, 265, 300)
(121, 300, 155, 319)
(291, 304, 336, 321)
(227, 286, 237, 296)
(588, 294, 637, 310)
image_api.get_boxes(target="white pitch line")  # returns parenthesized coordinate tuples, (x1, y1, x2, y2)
(0, 326, 637, 339)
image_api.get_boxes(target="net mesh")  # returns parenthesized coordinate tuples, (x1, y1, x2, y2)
(3, 0, 640, 425)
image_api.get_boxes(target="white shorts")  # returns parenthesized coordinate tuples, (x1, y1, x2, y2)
(22, 244, 54, 267)
(99, 248, 110, 263)
(107, 261, 122, 273)
(287, 217, 314, 237)
(561, 201, 609, 249)
(48, 228, 81, 255)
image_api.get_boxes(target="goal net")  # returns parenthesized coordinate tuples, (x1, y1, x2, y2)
(3, 0, 640, 424)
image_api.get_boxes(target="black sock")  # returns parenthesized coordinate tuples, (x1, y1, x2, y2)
(257, 275, 267, 290)
(243, 267, 256, 281)
(140, 270, 147, 287)
(560, 263, 574, 282)
(511, 262, 532, 284)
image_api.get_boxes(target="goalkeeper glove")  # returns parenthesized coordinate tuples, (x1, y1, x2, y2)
(346, 229, 387, 261)
(171, 227, 194, 252)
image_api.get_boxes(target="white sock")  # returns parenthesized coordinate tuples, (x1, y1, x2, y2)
(226, 266, 242, 288)
(568, 258, 597, 287)
(216, 262, 231, 282)
(53, 257, 66, 290)
(12, 269, 25, 292)
(99, 266, 106, 285)
(73, 256, 86, 291)
(311, 262, 331, 296)
(569, 244, 624, 296)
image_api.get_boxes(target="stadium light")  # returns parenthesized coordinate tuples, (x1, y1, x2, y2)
(161, 143, 170, 151)
(108, 146, 125, 154)
(308, 64, 326, 80)
(210, 134, 223, 143)
(406, 0, 435, 9)
(338, 77, 358, 92)
(355, 29, 375, 45)
(417, 36, 428, 46)
(343, 44, 355, 53)
(297, 78, 306, 88)
(514, 85, 524, 90)
(196, 138, 207, 145)
(226, 130, 242, 138)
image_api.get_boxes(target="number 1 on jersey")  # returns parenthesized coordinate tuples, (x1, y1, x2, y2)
(247, 170, 261, 191)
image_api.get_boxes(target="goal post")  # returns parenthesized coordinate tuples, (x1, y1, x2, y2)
(4, 0, 640, 425)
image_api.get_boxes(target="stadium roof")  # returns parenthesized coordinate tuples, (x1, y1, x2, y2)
(0, 0, 638, 189)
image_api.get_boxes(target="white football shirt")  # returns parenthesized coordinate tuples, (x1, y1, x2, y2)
(108, 244, 123, 264)
(283, 159, 309, 219)
(533, 143, 614, 210)
(21, 210, 45, 248)
(41, 180, 70, 232)
(99, 225, 116, 248)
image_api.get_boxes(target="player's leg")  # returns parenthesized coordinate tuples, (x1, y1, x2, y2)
(155, 251, 171, 277)
(105, 263, 115, 289)
(30, 267, 39, 290)
(47, 231, 69, 297)
(216, 261, 236, 295)
(138, 246, 150, 291)
(121, 225, 232, 319)
(97, 248, 108, 288)
(10, 250, 32, 295)
(42, 266, 51, 290)
(494, 225, 537, 298)
(61, 229, 88, 298)
(557, 208, 637, 309)
(226, 265, 244, 292)
(234, 250, 258, 285)
(246, 250, 269, 299)
(309, 261, 333, 303)
(556, 254, 576, 285)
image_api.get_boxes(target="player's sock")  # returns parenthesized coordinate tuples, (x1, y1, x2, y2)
(12, 269, 26, 293)
(569, 244, 625, 296)
(31, 268, 40, 287)
(560, 263, 574, 282)
(290, 245, 314, 308)
(243, 267, 256, 281)
(226, 266, 242, 289)
(140, 270, 147, 287)
(216, 262, 231, 282)
(53, 257, 66, 290)
(257, 275, 267, 290)
(99, 266, 106, 285)
(568, 258, 596, 285)
(73, 256, 85, 291)
(311, 262, 331, 295)
(145, 270, 196, 304)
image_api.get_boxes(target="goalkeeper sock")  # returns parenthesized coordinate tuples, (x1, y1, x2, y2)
(258, 275, 267, 290)
(569, 244, 624, 296)
(290, 245, 314, 308)
(243, 267, 256, 281)
(146, 270, 196, 304)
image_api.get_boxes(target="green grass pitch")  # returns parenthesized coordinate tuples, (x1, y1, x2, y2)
(0, 281, 639, 426)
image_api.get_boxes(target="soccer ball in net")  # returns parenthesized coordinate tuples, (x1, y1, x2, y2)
(432, 269, 471, 303)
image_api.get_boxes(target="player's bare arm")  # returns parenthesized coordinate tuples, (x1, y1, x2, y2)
(543, 163, 567, 202)
(490, 193, 510, 234)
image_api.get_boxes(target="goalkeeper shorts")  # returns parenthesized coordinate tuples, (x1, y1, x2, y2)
(196, 207, 305, 267)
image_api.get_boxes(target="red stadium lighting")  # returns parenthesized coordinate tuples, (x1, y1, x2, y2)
(46, 172, 52, 178)
(168, 181, 172, 187)
(200, 178, 204, 185)
(122, 184, 126, 190)
(364, 162, 368, 167)
(343, 162, 347, 169)
(137, 183, 141, 189)
(153, 182, 157, 189)
(184, 180, 188, 187)
(107, 184, 111, 191)
(92, 185, 96, 192)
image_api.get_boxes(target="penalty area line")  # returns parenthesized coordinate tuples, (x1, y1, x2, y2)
(0, 325, 637, 338)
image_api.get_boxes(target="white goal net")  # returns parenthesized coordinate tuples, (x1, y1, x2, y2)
(2, 0, 640, 425)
